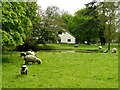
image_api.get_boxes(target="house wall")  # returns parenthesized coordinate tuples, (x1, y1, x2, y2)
(58, 32, 75, 44)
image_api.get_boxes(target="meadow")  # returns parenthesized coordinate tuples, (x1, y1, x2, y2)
(2, 44, 118, 88)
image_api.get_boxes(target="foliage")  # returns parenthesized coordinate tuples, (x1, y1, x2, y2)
(20, 5, 67, 50)
(67, 7, 99, 44)
(41, 6, 66, 42)
(2, 2, 32, 47)
(62, 13, 73, 29)
(98, 2, 118, 50)
(19, 2, 40, 50)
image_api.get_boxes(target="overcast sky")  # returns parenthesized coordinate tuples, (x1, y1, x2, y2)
(37, 0, 104, 15)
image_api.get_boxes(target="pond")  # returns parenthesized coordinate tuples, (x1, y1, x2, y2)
(39, 50, 103, 53)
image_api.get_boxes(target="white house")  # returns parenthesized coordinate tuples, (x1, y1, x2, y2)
(57, 30, 76, 44)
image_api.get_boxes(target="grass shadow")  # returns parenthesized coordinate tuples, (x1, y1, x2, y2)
(15, 74, 27, 79)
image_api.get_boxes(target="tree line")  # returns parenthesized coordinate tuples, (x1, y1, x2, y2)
(2, 1, 119, 50)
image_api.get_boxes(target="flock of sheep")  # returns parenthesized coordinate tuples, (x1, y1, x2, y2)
(98, 46, 117, 53)
(20, 51, 42, 75)
(75, 44, 117, 53)
(20, 46, 117, 75)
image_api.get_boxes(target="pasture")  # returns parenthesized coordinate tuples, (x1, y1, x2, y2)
(2, 44, 118, 88)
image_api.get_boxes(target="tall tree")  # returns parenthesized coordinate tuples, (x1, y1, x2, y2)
(67, 7, 99, 44)
(41, 6, 65, 43)
(83, 2, 101, 45)
(98, 2, 118, 50)
(20, 2, 40, 50)
(2, 2, 32, 48)
(62, 13, 73, 29)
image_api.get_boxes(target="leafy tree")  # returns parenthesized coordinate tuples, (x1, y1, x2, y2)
(20, 2, 40, 50)
(2, 2, 32, 48)
(67, 7, 99, 44)
(40, 6, 65, 43)
(98, 2, 118, 50)
(82, 2, 101, 45)
(62, 13, 73, 29)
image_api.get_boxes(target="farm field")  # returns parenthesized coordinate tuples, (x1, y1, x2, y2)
(2, 44, 118, 88)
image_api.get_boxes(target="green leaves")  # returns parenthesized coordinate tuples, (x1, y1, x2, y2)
(2, 2, 32, 48)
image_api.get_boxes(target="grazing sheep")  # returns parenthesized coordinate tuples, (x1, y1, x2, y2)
(103, 50, 108, 53)
(112, 48, 117, 53)
(24, 55, 42, 64)
(21, 65, 28, 75)
(26, 51, 37, 57)
(98, 46, 102, 50)
(26, 51, 35, 56)
(20, 51, 37, 57)
(74, 44, 78, 48)
(20, 52, 26, 57)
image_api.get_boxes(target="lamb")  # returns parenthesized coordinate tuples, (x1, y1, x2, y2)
(74, 44, 78, 48)
(112, 48, 117, 53)
(21, 65, 28, 75)
(24, 55, 42, 64)
(98, 46, 102, 50)
(103, 50, 108, 53)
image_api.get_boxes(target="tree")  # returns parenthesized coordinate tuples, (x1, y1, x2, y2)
(62, 13, 73, 29)
(2, 2, 32, 48)
(20, 2, 40, 50)
(83, 2, 101, 45)
(98, 2, 118, 50)
(40, 6, 65, 43)
(67, 7, 99, 44)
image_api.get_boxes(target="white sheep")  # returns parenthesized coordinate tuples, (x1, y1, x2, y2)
(112, 48, 117, 53)
(98, 46, 102, 50)
(21, 65, 28, 75)
(26, 51, 35, 56)
(74, 44, 78, 48)
(103, 50, 108, 53)
(20, 51, 37, 57)
(24, 55, 42, 64)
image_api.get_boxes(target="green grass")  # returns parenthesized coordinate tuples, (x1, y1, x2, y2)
(2, 44, 118, 88)
(38, 43, 118, 51)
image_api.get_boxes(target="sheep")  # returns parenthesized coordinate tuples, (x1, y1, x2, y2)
(24, 55, 42, 65)
(20, 52, 26, 57)
(112, 48, 117, 53)
(74, 44, 78, 48)
(26, 51, 35, 56)
(98, 46, 102, 50)
(26, 51, 37, 57)
(21, 65, 28, 75)
(20, 51, 37, 57)
(103, 50, 108, 53)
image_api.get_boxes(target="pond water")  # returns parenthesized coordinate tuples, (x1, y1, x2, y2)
(39, 50, 103, 53)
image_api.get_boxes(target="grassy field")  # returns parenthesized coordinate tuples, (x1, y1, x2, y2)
(2, 44, 118, 88)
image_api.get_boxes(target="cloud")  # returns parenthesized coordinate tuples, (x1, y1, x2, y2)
(37, 0, 93, 15)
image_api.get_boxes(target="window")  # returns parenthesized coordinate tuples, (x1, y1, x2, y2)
(68, 39, 71, 42)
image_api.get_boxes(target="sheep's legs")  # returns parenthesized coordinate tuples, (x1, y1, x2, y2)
(25, 62, 29, 65)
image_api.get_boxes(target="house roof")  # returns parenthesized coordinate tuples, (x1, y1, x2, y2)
(62, 29, 75, 38)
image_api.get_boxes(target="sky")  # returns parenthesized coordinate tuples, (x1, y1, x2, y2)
(37, 0, 103, 15)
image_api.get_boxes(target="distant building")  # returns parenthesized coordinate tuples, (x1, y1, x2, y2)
(57, 30, 76, 44)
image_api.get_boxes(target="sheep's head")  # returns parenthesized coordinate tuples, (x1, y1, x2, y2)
(36, 58, 42, 64)
(98, 46, 102, 49)
(112, 48, 117, 53)
(20, 52, 26, 57)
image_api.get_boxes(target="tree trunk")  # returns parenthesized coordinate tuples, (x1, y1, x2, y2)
(87, 38, 91, 45)
(108, 42, 110, 50)
(99, 30, 106, 45)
